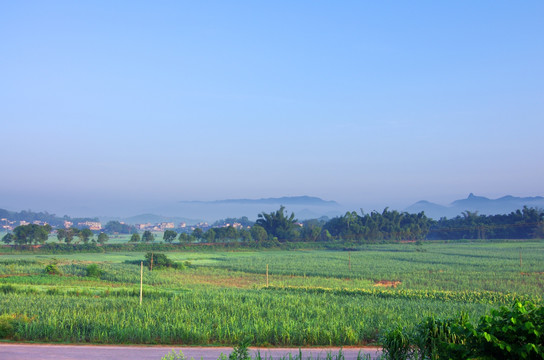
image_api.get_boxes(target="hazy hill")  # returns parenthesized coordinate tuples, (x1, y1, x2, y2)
(405, 193, 544, 219)
(179, 196, 339, 206)
(149, 196, 343, 222)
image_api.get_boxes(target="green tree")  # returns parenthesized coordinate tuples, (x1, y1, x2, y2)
(78, 228, 93, 244)
(255, 206, 297, 241)
(13, 224, 51, 245)
(142, 230, 154, 242)
(56, 229, 66, 243)
(178, 232, 189, 243)
(250, 225, 268, 242)
(163, 230, 177, 243)
(204, 228, 216, 243)
(97, 232, 109, 244)
(2, 233, 13, 245)
(239, 228, 252, 242)
(63, 228, 76, 244)
(192, 228, 203, 240)
(144, 252, 175, 270)
(129, 233, 141, 242)
(104, 221, 136, 235)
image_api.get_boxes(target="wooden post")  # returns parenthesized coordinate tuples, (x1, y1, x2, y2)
(140, 261, 143, 306)
(348, 251, 352, 272)
(520, 248, 522, 273)
(266, 264, 269, 287)
(150, 252, 153, 271)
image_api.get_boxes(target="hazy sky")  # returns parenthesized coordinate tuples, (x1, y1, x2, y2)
(1, 1, 543, 216)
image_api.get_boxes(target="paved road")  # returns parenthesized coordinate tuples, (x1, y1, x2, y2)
(0, 344, 382, 360)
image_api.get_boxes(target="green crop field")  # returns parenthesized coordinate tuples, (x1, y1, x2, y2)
(0, 241, 542, 346)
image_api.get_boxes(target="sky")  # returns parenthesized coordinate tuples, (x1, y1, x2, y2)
(1, 1, 543, 217)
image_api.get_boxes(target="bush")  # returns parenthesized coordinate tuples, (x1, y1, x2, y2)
(475, 301, 544, 359)
(381, 301, 544, 360)
(144, 252, 186, 270)
(381, 325, 413, 360)
(0, 314, 32, 339)
(85, 264, 103, 278)
(44, 263, 60, 275)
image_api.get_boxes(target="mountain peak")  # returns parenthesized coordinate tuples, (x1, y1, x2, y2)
(407, 193, 544, 219)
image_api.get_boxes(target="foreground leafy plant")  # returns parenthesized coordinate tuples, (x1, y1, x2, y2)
(381, 301, 544, 359)
(0, 313, 32, 339)
(474, 301, 543, 359)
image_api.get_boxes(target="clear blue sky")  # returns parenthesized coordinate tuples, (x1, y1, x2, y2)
(1, 1, 543, 216)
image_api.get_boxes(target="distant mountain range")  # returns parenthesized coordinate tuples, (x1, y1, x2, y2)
(139, 196, 343, 223)
(178, 196, 339, 206)
(405, 193, 544, 219)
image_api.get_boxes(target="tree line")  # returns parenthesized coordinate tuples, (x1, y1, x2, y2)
(2, 224, 109, 245)
(3, 206, 543, 245)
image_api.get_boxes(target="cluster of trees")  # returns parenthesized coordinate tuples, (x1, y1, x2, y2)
(129, 230, 156, 243)
(57, 228, 109, 244)
(323, 208, 432, 241)
(2, 224, 52, 245)
(3, 206, 543, 246)
(1, 224, 109, 245)
(428, 207, 544, 240)
(103, 221, 137, 234)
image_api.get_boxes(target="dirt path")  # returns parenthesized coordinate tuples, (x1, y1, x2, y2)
(0, 343, 382, 360)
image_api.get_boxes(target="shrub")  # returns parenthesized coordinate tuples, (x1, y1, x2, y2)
(44, 263, 60, 275)
(381, 301, 544, 360)
(85, 264, 103, 278)
(144, 252, 185, 270)
(381, 326, 413, 360)
(229, 339, 251, 360)
(474, 301, 544, 359)
(0, 314, 32, 339)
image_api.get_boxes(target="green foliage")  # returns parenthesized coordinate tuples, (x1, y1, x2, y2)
(256, 206, 297, 241)
(85, 264, 103, 278)
(144, 252, 184, 270)
(13, 224, 52, 245)
(250, 225, 268, 242)
(381, 301, 544, 360)
(97, 232, 109, 244)
(142, 230, 155, 242)
(129, 233, 141, 242)
(0, 243, 542, 348)
(413, 315, 472, 360)
(2, 233, 14, 244)
(324, 209, 432, 242)
(381, 326, 413, 360)
(229, 338, 251, 360)
(0, 313, 32, 339)
(44, 263, 60, 275)
(162, 350, 188, 360)
(78, 228, 93, 244)
(475, 301, 544, 359)
(429, 206, 544, 240)
(163, 230, 178, 243)
(104, 221, 136, 235)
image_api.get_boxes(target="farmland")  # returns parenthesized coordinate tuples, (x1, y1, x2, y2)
(0, 241, 543, 346)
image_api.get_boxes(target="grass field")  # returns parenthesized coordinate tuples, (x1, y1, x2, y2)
(0, 241, 542, 346)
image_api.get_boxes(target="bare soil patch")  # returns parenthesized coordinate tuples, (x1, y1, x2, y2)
(374, 280, 401, 288)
